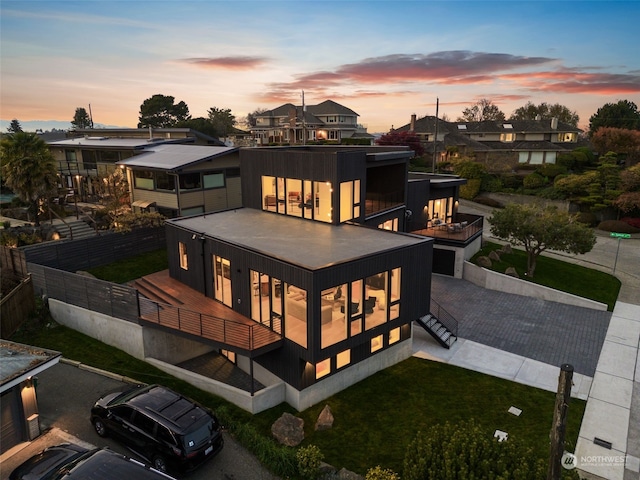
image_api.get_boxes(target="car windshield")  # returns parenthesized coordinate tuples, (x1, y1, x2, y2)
(182, 418, 217, 452)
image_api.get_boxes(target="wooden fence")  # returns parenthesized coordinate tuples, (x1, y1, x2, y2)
(0, 245, 28, 277)
(29, 264, 139, 323)
(0, 275, 35, 339)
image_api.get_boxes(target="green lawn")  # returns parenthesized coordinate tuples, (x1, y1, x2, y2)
(471, 242, 620, 311)
(87, 248, 169, 283)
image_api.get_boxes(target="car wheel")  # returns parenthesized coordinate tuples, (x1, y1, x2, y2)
(152, 454, 168, 472)
(92, 418, 108, 437)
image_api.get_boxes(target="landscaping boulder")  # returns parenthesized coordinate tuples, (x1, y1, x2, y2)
(500, 243, 513, 254)
(271, 412, 304, 446)
(315, 404, 334, 431)
(337, 467, 364, 480)
(477, 256, 492, 268)
(505, 267, 519, 278)
(488, 250, 501, 262)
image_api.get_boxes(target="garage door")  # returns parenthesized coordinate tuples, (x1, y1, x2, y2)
(432, 248, 455, 276)
(1, 389, 23, 454)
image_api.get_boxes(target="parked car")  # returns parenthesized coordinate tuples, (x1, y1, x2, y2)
(9, 443, 177, 480)
(90, 384, 223, 473)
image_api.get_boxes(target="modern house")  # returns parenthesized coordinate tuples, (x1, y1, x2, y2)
(116, 144, 241, 218)
(0, 341, 61, 454)
(131, 146, 479, 411)
(395, 115, 583, 171)
(252, 100, 373, 145)
(47, 128, 225, 203)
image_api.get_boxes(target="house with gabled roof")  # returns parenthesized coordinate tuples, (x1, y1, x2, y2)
(395, 114, 583, 172)
(252, 99, 373, 145)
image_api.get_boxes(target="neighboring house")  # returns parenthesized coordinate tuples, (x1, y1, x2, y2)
(252, 100, 373, 145)
(117, 144, 241, 218)
(47, 129, 225, 202)
(395, 114, 583, 171)
(142, 146, 479, 411)
(0, 340, 61, 454)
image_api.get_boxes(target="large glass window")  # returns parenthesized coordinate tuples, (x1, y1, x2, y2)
(156, 171, 175, 191)
(179, 172, 202, 191)
(250, 270, 282, 334)
(321, 284, 347, 348)
(427, 197, 453, 225)
(179, 242, 188, 270)
(203, 171, 224, 189)
(365, 272, 387, 330)
(339, 180, 361, 223)
(261, 175, 333, 223)
(213, 255, 232, 307)
(284, 283, 307, 348)
(134, 170, 154, 190)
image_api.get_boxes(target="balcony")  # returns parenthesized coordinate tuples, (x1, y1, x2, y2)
(135, 271, 283, 357)
(411, 213, 484, 244)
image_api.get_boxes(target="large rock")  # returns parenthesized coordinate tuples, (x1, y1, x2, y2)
(337, 468, 364, 480)
(500, 243, 513, 254)
(477, 256, 492, 268)
(505, 267, 520, 278)
(315, 404, 334, 431)
(271, 412, 304, 446)
(488, 250, 501, 262)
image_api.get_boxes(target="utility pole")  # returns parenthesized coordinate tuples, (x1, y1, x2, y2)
(548, 363, 574, 480)
(301, 90, 306, 146)
(432, 97, 439, 173)
(88, 103, 94, 129)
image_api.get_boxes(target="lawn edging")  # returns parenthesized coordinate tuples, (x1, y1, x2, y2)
(463, 261, 608, 311)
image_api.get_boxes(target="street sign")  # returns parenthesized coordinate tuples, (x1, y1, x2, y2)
(610, 232, 631, 239)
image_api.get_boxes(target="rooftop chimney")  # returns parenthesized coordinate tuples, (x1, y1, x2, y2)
(410, 114, 416, 132)
(551, 117, 558, 130)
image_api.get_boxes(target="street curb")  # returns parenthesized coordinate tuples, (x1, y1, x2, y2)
(60, 357, 141, 385)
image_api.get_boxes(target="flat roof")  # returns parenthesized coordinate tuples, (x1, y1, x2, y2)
(48, 137, 155, 148)
(117, 144, 238, 171)
(168, 209, 431, 270)
(0, 341, 61, 393)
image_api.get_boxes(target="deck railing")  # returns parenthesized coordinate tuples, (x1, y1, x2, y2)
(430, 298, 458, 338)
(138, 297, 282, 354)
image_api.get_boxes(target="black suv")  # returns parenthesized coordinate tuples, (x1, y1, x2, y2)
(90, 384, 223, 473)
(9, 444, 177, 480)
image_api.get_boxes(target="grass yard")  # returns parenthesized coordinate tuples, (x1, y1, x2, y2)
(252, 357, 585, 475)
(471, 241, 620, 311)
(87, 248, 169, 284)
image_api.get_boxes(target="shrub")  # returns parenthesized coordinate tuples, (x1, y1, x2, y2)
(2, 220, 10, 229)
(296, 444, 324, 479)
(366, 465, 400, 480)
(576, 212, 598, 227)
(402, 419, 578, 480)
(597, 220, 640, 233)
(536, 163, 567, 178)
(536, 186, 566, 200)
(501, 174, 524, 189)
(621, 217, 640, 229)
(481, 174, 503, 192)
(523, 172, 546, 189)
(459, 178, 481, 200)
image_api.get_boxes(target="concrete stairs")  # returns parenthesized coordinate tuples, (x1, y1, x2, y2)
(54, 219, 97, 240)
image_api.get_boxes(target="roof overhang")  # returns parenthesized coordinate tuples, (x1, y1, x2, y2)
(132, 200, 156, 209)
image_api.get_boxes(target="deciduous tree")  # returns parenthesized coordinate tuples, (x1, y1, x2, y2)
(71, 107, 92, 129)
(457, 98, 505, 122)
(175, 117, 218, 138)
(243, 107, 268, 128)
(591, 127, 640, 163)
(138, 94, 191, 128)
(376, 130, 424, 156)
(510, 101, 579, 126)
(0, 132, 58, 226)
(489, 203, 595, 277)
(589, 100, 640, 136)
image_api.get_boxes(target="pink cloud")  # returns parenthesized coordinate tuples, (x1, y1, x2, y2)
(177, 56, 268, 70)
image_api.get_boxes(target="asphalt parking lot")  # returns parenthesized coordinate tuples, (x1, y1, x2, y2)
(0, 361, 279, 480)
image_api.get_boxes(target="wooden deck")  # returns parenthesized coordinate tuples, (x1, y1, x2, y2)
(135, 270, 283, 356)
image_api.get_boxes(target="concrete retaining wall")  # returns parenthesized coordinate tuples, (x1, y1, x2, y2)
(286, 339, 413, 411)
(145, 357, 286, 414)
(462, 262, 608, 311)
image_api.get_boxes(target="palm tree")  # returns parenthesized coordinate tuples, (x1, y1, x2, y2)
(1, 132, 59, 226)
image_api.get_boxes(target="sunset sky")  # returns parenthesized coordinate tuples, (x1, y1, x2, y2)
(1, 0, 639, 133)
